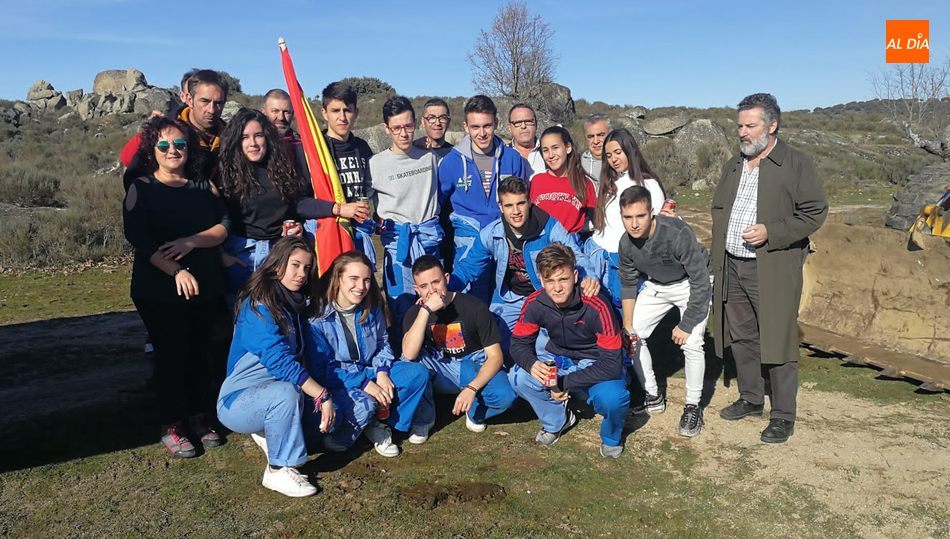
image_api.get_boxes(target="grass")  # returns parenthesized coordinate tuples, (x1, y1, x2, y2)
(1, 269, 947, 537)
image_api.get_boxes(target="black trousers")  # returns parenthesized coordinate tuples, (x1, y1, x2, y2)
(133, 296, 229, 426)
(725, 255, 798, 421)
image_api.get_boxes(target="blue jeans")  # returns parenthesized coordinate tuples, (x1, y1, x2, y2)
(303, 361, 431, 449)
(216, 380, 307, 467)
(416, 349, 517, 424)
(223, 234, 274, 295)
(508, 357, 630, 446)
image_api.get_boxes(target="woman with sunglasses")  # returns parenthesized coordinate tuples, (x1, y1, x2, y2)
(530, 126, 597, 237)
(218, 236, 335, 497)
(123, 116, 230, 458)
(217, 108, 368, 295)
(589, 128, 673, 308)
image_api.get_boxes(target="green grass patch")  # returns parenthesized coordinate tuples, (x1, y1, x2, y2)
(0, 267, 132, 324)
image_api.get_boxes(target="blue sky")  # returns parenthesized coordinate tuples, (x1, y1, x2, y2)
(1, 0, 946, 111)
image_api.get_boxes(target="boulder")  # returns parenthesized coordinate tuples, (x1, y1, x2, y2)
(626, 106, 648, 119)
(616, 118, 648, 148)
(26, 80, 56, 101)
(132, 87, 177, 115)
(353, 124, 391, 154)
(66, 89, 84, 108)
(221, 100, 243, 123)
(536, 82, 576, 126)
(643, 115, 688, 136)
(672, 119, 733, 190)
(885, 163, 950, 230)
(76, 93, 99, 120)
(93, 68, 147, 95)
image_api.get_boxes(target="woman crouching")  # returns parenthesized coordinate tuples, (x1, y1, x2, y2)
(307, 252, 432, 457)
(217, 236, 334, 497)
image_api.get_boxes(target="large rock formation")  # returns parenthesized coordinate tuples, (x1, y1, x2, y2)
(93, 68, 147, 95)
(672, 119, 732, 190)
(643, 115, 688, 136)
(885, 163, 950, 230)
(26, 80, 66, 112)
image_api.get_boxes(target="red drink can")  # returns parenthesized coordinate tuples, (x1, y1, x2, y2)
(661, 199, 677, 212)
(542, 358, 558, 388)
(281, 220, 297, 237)
(376, 403, 390, 420)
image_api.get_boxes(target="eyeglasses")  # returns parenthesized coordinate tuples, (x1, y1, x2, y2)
(423, 114, 450, 124)
(388, 123, 416, 134)
(510, 119, 536, 129)
(156, 139, 188, 153)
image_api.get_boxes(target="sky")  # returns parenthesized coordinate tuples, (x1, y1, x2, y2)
(1, 0, 947, 111)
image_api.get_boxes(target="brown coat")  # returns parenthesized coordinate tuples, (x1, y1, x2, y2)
(711, 138, 828, 364)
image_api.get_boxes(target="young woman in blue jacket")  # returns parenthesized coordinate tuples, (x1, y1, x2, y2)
(307, 251, 431, 458)
(217, 236, 335, 498)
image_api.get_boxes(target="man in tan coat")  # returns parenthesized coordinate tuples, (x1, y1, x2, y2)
(710, 93, 828, 444)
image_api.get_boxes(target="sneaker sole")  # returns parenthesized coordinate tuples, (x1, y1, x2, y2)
(262, 479, 317, 497)
(599, 446, 623, 458)
(646, 404, 667, 414)
(678, 425, 703, 438)
(374, 445, 401, 457)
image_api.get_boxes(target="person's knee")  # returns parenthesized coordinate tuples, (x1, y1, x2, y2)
(592, 384, 630, 414)
(397, 361, 430, 390)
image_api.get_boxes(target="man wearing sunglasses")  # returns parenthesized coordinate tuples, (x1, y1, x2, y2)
(412, 98, 454, 160)
(369, 96, 443, 344)
(121, 69, 228, 190)
(507, 103, 545, 175)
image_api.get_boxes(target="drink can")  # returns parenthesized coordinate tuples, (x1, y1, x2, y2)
(281, 220, 297, 237)
(661, 199, 677, 212)
(542, 358, 558, 388)
(375, 403, 390, 420)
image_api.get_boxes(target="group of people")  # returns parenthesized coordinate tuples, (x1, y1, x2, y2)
(121, 68, 828, 498)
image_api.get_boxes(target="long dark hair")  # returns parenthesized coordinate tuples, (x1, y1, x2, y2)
(594, 128, 665, 232)
(540, 126, 590, 205)
(135, 116, 205, 180)
(218, 108, 299, 204)
(315, 251, 383, 324)
(235, 236, 317, 334)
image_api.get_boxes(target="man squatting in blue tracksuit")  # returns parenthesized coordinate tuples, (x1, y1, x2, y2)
(448, 176, 601, 352)
(509, 242, 631, 459)
(438, 95, 530, 304)
(401, 255, 517, 434)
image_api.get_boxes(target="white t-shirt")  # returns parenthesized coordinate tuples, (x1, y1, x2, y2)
(592, 173, 664, 253)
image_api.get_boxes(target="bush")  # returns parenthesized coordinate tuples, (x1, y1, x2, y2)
(0, 163, 63, 207)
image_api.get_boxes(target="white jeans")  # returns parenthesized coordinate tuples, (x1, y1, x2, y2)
(630, 279, 708, 405)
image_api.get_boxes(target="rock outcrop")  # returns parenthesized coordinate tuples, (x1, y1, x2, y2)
(643, 115, 688, 136)
(672, 119, 732, 189)
(885, 163, 950, 230)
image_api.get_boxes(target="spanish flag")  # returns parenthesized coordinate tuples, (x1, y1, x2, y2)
(279, 38, 354, 275)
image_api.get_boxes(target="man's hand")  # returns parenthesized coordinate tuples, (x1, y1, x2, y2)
(550, 390, 569, 402)
(340, 201, 370, 222)
(375, 371, 395, 401)
(671, 326, 690, 346)
(580, 277, 601, 297)
(283, 222, 303, 237)
(452, 387, 476, 416)
(422, 290, 448, 313)
(529, 360, 552, 385)
(363, 380, 391, 406)
(741, 223, 768, 247)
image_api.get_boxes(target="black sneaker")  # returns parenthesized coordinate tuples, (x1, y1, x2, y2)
(719, 399, 764, 421)
(644, 393, 666, 414)
(678, 404, 704, 437)
(761, 419, 795, 443)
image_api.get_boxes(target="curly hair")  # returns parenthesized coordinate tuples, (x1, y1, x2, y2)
(217, 108, 299, 205)
(134, 116, 206, 180)
(314, 251, 383, 324)
(235, 236, 318, 335)
(594, 128, 665, 232)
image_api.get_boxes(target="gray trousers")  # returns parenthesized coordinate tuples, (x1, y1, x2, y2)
(725, 255, 798, 422)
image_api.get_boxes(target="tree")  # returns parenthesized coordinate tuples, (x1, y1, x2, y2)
(467, 2, 558, 101)
(872, 58, 950, 161)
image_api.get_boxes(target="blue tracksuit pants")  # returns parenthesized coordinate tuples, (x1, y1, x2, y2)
(216, 380, 307, 467)
(415, 349, 517, 424)
(508, 357, 630, 446)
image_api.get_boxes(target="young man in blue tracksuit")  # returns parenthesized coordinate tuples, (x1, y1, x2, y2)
(437, 95, 530, 303)
(509, 243, 630, 459)
(369, 96, 443, 336)
(449, 176, 600, 351)
(402, 256, 517, 435)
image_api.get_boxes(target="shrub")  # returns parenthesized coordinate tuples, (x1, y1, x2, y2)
(0, 163, 63, 207)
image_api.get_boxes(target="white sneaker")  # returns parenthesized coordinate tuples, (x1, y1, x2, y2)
(261, 466, 317, 497)
(365, 420, 400, 457)
(465, 415, 486, 433)
(250, 432, 268, 458)
(408, 421, 434, 444)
